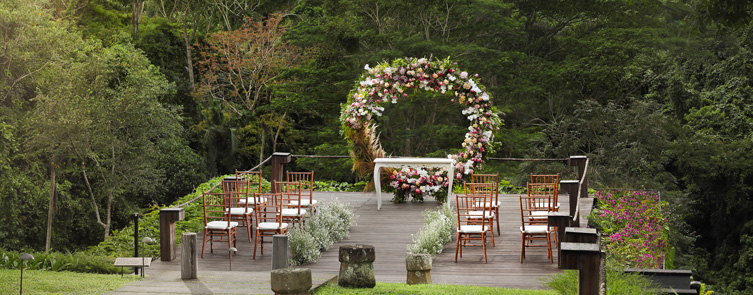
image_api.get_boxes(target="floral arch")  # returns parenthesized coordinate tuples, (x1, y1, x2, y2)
(340, 57, 503, 201)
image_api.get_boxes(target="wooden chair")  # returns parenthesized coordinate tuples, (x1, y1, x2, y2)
(464, 182, 496, 246)
(471, 174, 501, 235)
(253, 192, 288, 259)
(236, 171, 265, 206)
(519, 194, 553, 263)
(274, 181, 307, 228)
(201, 191, 237, 258)
(455, 192, 492, 263)
(286, 171, 318, 214)
(222, 177, 254, 242)
(530, 173, 560, 211)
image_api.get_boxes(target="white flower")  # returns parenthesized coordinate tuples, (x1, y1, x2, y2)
(460, 71, 468, 79)
(481, 93, 490, 101)
(364, 64, 371, 70)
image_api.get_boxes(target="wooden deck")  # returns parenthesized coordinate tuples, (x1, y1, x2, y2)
(145, 191, 592, 290)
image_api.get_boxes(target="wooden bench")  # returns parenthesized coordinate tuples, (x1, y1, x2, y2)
(114, 257, 152, 277)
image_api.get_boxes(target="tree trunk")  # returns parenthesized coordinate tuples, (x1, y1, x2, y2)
(82, 161, 107, 239)
(45, 155, 56, 252)
(272, 112, 286, 153)
(132, 0, 145, 33)
(259, 127, 265, 166)
(183, 16, 197, 90)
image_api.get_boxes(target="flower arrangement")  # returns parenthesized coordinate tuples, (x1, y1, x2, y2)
(588, 190, 668, 268)
(388, 167, 450, 203)
(340, 57, 503, 187)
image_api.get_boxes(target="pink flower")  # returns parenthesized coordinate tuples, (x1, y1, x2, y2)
(460, 71, 468, 79)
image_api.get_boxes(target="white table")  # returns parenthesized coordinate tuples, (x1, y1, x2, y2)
(373, 157, 455, 210)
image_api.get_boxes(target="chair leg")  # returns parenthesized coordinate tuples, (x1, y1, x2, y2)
(520, 234, 525, 263)
(201, 230, 208, 258)
(489, 220, 495, 247)
(454, 233, 461, 263)
(495, 208, 501, 235)
(547, 232, 553, 263)
(253, 231, 258, 259)
(482, 233, 488, 263)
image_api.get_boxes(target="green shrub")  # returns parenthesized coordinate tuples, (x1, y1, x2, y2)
(0, 250, 118, 274)
(408, 203, 456, 255)
(289, 198, 357, 265)
(545, 264, 661, 295)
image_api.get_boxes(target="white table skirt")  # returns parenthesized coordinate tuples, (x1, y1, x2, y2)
(373, 157, 455, 210)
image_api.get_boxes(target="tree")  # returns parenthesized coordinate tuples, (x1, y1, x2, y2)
(32, 41, 179, 240)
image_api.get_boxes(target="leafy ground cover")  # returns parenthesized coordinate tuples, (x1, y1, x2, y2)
(0, 269, 139, 294)
(315, 282, 557, 295)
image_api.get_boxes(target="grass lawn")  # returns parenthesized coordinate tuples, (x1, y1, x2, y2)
(315, 282, 558, 294)
(0, 269, 140, 294)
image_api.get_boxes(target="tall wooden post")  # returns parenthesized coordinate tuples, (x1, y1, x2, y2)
(181, 232, 198, 279)
(570, 156, 588, 199)
(271, 152, 291, 192)
(159, 208, 185, 261)
(560, 180, 580, 226)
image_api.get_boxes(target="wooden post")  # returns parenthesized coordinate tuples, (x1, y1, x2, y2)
(560, 180, 580, 226)
(570, 156, 588, 199)
(565, 227, 599, 244)
(271, 152, 292, 192)
(159, 208, 185, 261)
(272, 235, 289, 270)
(561, 242, 601, 295)
(181, 232, 198, 280)
(548, 212, 570, 268)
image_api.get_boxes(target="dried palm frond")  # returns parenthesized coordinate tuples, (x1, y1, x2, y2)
(348, 125, 392, 192)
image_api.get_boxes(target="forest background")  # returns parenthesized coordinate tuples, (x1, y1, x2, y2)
(1, 0, 753, 293)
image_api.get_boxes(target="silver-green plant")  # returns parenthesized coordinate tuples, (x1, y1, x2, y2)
(408, 203, 456, 254)
(289, 198, 357, 265)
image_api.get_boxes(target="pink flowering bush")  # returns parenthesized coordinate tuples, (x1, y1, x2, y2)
(387, 167, 450, 203)
(589, 190, 668, 268)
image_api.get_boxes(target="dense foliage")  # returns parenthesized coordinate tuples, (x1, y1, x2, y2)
(1, 0, 753, 292)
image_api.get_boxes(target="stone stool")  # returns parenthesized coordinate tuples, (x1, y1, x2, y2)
(338, 244, 376, 288)
(271, 267, 311, 295)
(406, 254, 432, 284)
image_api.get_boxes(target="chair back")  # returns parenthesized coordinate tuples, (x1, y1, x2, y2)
(527, 182, 556, 211)
(274, 181, 303, 215)
(286, 171, 314, 202)
(203, 191, 232, 226)
(530, 173, 559, 185)
(464, 182, 495, 209)
(236, 170, 263, 195)
(456, 193, 491, 229)
(519, 195, 548, 229)
(471, 174, 499, 194)
(254, 192, 283, 227)
(222, 177, 251, 213)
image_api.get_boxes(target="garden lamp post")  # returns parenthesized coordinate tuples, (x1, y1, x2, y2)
(141, 237, 153, 278)
(19, 253, 34, 295)
(229, 247, 237, 271)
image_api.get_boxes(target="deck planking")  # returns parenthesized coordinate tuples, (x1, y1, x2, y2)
(145, 191, 593, 290)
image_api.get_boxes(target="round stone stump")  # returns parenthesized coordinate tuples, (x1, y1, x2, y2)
(271, 267, 311, 295)
(406, 254, 432, 284)
(338, 244, 376, 288)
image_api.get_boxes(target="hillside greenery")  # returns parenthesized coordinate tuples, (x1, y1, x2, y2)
(2, 0, 753, 293)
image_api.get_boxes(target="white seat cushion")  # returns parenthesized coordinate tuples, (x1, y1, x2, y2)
(458, 225, 489, 233)
(205, 221, 238, 230)
(226, 207, 253, 215)
(239, 197, 267, 205)
(289, 199, 318, 207)
(468, 210, 495, 218)
(474, 201, 497, 208)
(520, 225, 550, 234)
(258, 222, 288, 230)
(279, 208, 307, 217)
